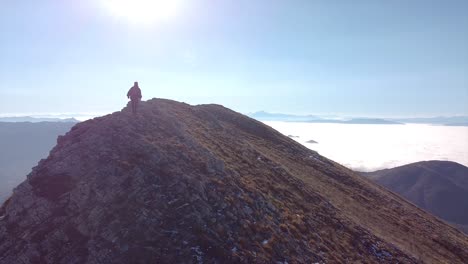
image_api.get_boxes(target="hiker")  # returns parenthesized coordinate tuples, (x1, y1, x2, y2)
(127, 81, 142, 114)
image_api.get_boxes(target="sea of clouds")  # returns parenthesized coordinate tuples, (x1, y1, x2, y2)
(265, 121, 468, 172)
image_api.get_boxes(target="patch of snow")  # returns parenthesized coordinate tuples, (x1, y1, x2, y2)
(370, 244, 392, 259)
(191, 246, 203, 264)
(176, 203, 189, 210)
(308, 155, 326, 165)
(162, 230, 178, 235)
(167, 198, 179, 205)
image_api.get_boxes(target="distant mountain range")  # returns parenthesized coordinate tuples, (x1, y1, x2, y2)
(0, 116, 79, 123)
(249, 112, 402, 124)
(362, 161, 468, 234)
(305, 118, 402, 125)
(0, 122, 77, 202)
(390, 116, 468, 126)
(249, 111, 468, 126)
(248, 111, 319, 122)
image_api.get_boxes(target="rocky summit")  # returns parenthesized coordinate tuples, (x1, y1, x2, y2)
(0, 99, 467, 264)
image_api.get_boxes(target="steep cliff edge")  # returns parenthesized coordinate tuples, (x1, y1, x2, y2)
(1, 99, 467, 263)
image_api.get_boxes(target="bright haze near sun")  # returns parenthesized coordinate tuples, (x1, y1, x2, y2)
(0, 1, 467, 116)
(100, 0, 182, 25)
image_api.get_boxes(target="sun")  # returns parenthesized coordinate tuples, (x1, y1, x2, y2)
(101, 0, 182, 25)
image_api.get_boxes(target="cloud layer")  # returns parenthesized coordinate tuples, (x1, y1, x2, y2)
(265, 121, 468, 172)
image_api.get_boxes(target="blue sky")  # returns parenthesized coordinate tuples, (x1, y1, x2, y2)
(1, 0, 467, 117)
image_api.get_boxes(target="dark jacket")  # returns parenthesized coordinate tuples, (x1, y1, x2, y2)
(127, 86, 142, 100)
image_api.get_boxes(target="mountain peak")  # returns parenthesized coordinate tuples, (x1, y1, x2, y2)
(1, 99, 467, 263)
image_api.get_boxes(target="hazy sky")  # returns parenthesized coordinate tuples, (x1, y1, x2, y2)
(1, 0, 467, 116)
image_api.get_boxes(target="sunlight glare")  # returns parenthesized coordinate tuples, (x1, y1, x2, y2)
(101, 0, 182, 25)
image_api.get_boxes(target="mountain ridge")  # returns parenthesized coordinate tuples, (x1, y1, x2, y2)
(1, 99, 467, 263)
(363, 160, 468, 234)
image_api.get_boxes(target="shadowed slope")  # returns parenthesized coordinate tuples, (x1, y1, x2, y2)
(0, 99, 467, 263)
(364, 161, 468, 234)
(0, 122, 77, 202)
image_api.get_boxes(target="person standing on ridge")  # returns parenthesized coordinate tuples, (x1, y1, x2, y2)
(127, 81, 142, 114)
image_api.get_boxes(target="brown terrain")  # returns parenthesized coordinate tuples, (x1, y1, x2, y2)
(363, 161, 468, 234)
(0, 99, 467, 263)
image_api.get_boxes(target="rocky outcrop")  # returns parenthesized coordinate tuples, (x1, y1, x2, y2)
(1, 99, 467, 263)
